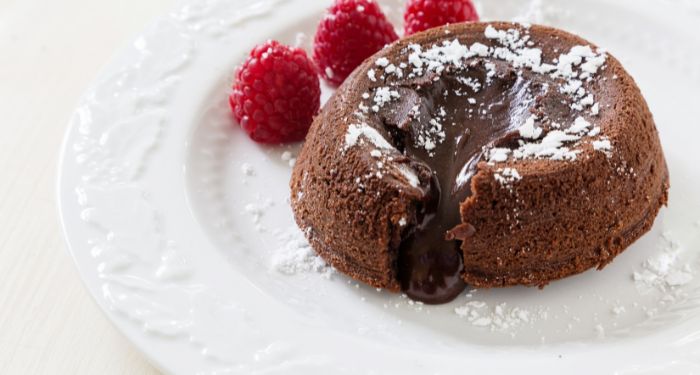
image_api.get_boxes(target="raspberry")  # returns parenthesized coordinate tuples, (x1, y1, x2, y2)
(404, 0, 479, 36)
(314, 0, 399, 86)
(229, 41, 321, 144)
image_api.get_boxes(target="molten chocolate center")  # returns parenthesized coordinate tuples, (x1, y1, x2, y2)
(383, 61, 557, 304)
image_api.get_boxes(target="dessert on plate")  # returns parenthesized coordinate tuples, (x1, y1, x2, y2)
(289, 21, 669, 304)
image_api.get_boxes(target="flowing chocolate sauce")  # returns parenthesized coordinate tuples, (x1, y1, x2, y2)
(382, 62, 549, 304)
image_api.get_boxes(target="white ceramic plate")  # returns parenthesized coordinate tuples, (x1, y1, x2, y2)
(58, 0, 700, 373)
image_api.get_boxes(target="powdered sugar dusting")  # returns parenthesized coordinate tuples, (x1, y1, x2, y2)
(367, 69, 377, 82)
(281, 150, 296, 167)
(244, 198, 274, 232)
(344, 24, 615, 198)
(488, 147, 511, 163)
(455, 299, 540, 332)
(271, 228, 335, 279)
(517, 115, 542, 139)
(396, 164, 420, 188)
(241, 162, 254, 176)
(592, 138, 612, 153)
(494, 167, 522, 189)
(414, 111, 447, 156)
(372, 87, 401, 112)
(511, 0, 571, 25)
(512, 130, 580, 161)
(488, 115, 610, 163)
(633, 231, 693, 292)
(368, 24, 611, 167)
(344, 123, 395, 151)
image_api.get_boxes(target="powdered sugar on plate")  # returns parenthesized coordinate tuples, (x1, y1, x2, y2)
(633, 231, 694, 292)
(241, 162, 254, 176)
(281, 150, 296, 167)
(510, 0, 572, 25)
(455, 299, 542, 332)
(270, 227, 335, 279)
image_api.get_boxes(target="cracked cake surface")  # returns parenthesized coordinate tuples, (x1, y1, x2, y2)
(290, 22, 669, 304)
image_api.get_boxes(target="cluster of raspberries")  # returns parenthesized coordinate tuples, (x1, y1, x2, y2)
(230, 0, 478, 144)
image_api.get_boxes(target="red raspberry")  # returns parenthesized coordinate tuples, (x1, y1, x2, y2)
(229, 40, 321, 144)
(313, 0, 399, 86)
(404, 0, 479, 36)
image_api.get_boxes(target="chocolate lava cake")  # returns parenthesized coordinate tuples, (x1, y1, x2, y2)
(290, 22, 669, 304)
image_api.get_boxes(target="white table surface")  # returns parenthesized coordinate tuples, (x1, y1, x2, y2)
(0, 0, 177, 373)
